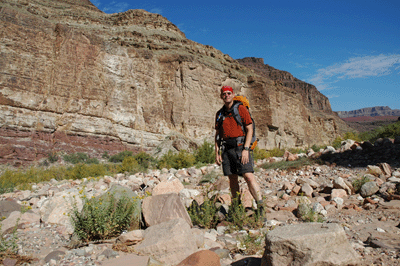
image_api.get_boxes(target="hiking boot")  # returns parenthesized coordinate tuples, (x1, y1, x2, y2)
(256, 201, 267, 224)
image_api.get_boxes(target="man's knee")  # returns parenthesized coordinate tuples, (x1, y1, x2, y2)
(242, 172, 256, 183)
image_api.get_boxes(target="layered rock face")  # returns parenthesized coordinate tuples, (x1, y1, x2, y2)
(337, 106, 400, 118)
(237, 57, 332, 112)
(0, 0, 349, 165)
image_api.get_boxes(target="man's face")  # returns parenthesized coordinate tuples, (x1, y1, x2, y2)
(221, 90, 234, 103)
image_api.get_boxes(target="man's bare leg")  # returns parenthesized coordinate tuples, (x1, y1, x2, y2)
(242, 172, 262, 202)
(228, 174, 240, 199)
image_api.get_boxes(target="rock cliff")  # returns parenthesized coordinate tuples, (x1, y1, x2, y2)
(337, 106, 400, 118)
(0, 0, 349, 166)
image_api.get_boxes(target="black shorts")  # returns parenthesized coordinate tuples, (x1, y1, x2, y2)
(221, 145, 254, 176)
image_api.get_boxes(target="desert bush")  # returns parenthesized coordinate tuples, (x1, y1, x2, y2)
(331, 136, 343, 149)
(47, 152, 59, 163)
(194, 140, 215, 165)
(265, 147, 285, 158)
(0, 163, 120, 194)
(70, 193, 140, 242)
(261, 157, 313, 171)
(226, 197, 263, 231)
(297, 201, 324, 223)
(352, 175, 371, 193)
(359, 121, 400, 142)
(108, 151, 133, 163)
(310, 144, 323, 152)
(253, 147, 269, 160)
(0, 218, 19, 254)
(157, 150, 195, 169)
(133, 152, 157, 171)
(63, 152, 98, 164)
(235, 233, 265, 255)
(188, 197, 219, 229)
(64, 163, 108, 180)
(332, 132, 362, 149)
(118, 157, 140, 173)
(199, 170, 219, 184)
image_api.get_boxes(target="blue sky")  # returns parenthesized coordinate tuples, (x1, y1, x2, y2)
(92, 0, 400, 112)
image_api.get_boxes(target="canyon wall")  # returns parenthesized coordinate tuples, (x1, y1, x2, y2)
(0, 0, 349, 165)
(337, 106, 400, 118)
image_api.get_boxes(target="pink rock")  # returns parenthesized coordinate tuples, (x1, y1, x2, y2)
(282, 194, 290, 201)
(142, 193, 192, 227)
(291, 185, 301, 195)
(282, 181, 294, 191)
(218, 194, 231, 205)
(176, 250, 221, 266)
(152, 178, 184, 196)
(240, 188, 253, 208)
(331, 189, 347, 199)
(300, 184, 313, 197)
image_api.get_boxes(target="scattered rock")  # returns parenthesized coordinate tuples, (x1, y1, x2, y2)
(261, 223, 360, 266)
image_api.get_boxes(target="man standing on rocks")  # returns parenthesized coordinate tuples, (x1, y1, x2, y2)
(215, 85, 264, 215)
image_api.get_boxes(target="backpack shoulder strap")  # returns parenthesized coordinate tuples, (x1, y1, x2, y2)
(216, 106, 226, 129)
(231, 101, 245, 133)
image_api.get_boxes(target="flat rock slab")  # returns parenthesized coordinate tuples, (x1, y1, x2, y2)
(101, 254, 149, 266)
(379, 200, 400, 209)
(142, 193, 192, 227)
(261, 223, 360, 266)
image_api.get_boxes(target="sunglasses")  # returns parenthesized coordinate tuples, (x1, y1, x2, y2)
(222, 92, 232, 96)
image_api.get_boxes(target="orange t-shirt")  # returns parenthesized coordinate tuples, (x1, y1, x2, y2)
(215, 104, 252, 139)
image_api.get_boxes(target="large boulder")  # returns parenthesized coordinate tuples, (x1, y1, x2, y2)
(134, 218, 199, 266)
(1, 211, 40, 234)
(261, 223, 360, 266)
(360, 182, 379, 197)
(142, 193, 192, 227)
(39, 188, 83, 234)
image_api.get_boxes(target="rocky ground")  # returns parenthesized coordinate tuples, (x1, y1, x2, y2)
(0, 139, 400, 266)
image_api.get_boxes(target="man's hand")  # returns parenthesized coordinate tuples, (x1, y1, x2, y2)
(241, 149, 249, 164)
(216, 153, 222, 165)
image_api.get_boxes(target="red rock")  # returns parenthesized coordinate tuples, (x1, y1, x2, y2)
(176, 250, 221, 266)
(331, 189, 347, 199)
(292, 185, 301, 195)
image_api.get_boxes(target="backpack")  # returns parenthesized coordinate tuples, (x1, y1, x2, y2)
(216, 95, 258, 150)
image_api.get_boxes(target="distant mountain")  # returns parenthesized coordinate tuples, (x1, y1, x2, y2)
(337, 106, 400, 118)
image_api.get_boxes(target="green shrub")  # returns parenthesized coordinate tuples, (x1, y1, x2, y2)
(63, 153, 98, 164)
(194, 140, 215, 165)
(188, 197, 219, 229)
(253, 147, 269, 160)
(261, 157, 313, 170)
(0, 218, 19, 254)
(199, 170, 219, 184)
(352, 176, 371, 193)
(226, 197, 263, 231)
(332, 132, 362, 149)
(102, 151, 110, 159)
(235, 233, 265, 255)
(70, 193, 140, 242)
(331, 136, 343, 149)
(118, 157, 140, 173)
(157, 150, 195, 169)
(359, 121, 400, 142)
(47, 152, 59, 163)
(109, 151, 133, 163)
(342, 131, 361, 142)
(0, 163, 120, 194)
(133, 152, 157, 171)
(311, 144, 322, 152)
(265, 148, 285, 158)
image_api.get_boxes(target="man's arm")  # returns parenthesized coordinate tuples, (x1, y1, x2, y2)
(241, 123, 253, 164)
(215, 129, 222, 165)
